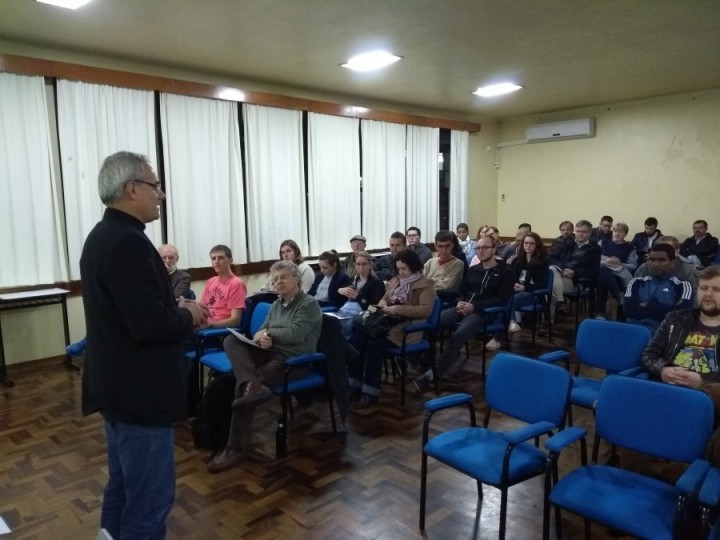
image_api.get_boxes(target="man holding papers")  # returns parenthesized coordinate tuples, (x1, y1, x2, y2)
(207, 260, 322, 473)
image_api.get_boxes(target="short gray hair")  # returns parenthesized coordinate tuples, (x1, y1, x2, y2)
(270, 260, 301, 285)
(98, 151, 150, 205)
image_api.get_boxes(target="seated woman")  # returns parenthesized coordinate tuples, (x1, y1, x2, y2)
(262, 239, 315, 293)
(348, 249, 436, 408)
(596, 222, 637, 319)
(308, 250, 351, 309)
(456, 223, 476, 264)
(335, 251, 386, 337)
(508, 232, 549, 333)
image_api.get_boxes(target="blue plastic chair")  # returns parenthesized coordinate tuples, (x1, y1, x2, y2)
(700, 467, 720, 538)
(537, 318, 651, 461)
(420, 353, 572, 539)
(386, 296, 442, 404)
(543, 375, 714, 540)
(199, 301, 271, 375)
(516, 269, 554, 344)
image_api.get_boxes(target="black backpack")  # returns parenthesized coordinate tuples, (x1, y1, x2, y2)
(191, 373, 236, 451)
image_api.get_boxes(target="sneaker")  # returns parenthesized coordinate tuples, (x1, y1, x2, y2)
(413, 373, 431, 393)
(555, 302, 568, 316)
(66, 338, 87, 357)
(485, 338, 502, 351)
(595, 314, 606, 320)
(508, 321, 521, 333)
(353, 393, 378, 410)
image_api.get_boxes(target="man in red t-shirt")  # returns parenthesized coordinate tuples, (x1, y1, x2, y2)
(200, 244, 246, 328)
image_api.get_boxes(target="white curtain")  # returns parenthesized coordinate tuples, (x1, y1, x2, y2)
(449, 130, 470, 228)
(360, 119, 407, 250)
(406, 125, 440, 238)
(160, 93, 246, 268)
(0, 73, 69, 287)
(243, 104, 307, 261)
(307, 113, 361, 255)
(57, 80, 158, 279)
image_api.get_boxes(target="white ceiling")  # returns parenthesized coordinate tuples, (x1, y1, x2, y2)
(0, 0, 719, 120)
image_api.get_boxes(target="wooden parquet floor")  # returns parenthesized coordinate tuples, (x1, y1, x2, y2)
(1, 318, 626, 539)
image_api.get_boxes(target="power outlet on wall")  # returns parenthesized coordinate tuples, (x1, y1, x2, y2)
(501, 194, 505, 201)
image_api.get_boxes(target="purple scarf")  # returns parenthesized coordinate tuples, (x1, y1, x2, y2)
(390, 272, 423, 305)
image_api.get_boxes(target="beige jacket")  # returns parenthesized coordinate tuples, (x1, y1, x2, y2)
(380, 275, 436, 346)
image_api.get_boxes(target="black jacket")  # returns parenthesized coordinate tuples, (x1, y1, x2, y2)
(681, 234, 719, 267)
(353, 274, 386, 309)
(309, 270, 351, 308)
(511, 257, 550, 292)
(458, 261, 515, 312)
(641, 308, 720, 382)
(80, 208, 194, 426)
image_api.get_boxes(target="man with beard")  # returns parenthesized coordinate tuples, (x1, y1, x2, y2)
(641, 265, 720, 421)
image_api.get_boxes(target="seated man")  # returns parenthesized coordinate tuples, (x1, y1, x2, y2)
(423, 230, 464, 292)
(200, 244, 246, 328)
(548, 220, 601, 315)
(374, 231, 406, 282)
(680, 219, 719, 268)
(413, 236, 515, 392)
(640, 265, 720, 417)
(207, 260, 322, 473)
(342, 234, 367, 279)
(595, 222, 637, 320)
(549, 220, 575, 264)
(631, 216, 662, 266)
(590, 215, 613, 246)
(623, 244, 694, 332)
(158, 243, 191, 300)
(635, 235, 699, 291)
(406, 226, 433, 265)
(500, 223, 531, 262)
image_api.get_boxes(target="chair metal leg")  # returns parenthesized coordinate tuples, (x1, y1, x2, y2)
(400, 355, 406, 405)
(419, 452, 428, 530)
(584, 517, 591, 539)
(499, 486, 508, 539)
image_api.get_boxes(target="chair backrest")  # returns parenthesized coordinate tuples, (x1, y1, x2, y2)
(596, 375, 714, 463)
(249, 302, 272, 336)
(576, 319, 651, 372)
(486, 352, 572, 427)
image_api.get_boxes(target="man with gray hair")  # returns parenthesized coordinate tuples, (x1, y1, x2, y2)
(80, 151, 208, 538)
(158, 243, 191, 300)
(208, 260, 322, 473)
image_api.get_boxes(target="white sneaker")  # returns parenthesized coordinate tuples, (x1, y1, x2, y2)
(508, 321, 521, 333)
(485, 338, 502, 351)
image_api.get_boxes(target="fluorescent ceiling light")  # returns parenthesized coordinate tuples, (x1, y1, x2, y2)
(473, 83, 523, 97)
(342, 51, 401, 72)
(37, 0, 93, 9)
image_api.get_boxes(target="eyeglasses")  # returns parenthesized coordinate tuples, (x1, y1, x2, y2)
(132, 179, 162, 191)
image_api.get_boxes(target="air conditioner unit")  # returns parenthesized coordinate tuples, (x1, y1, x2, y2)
(525, 118, 596, 143)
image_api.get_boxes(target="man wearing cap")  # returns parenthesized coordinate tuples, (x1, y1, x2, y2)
(343, 234, 368, 279)
(623, 243, 694, 332)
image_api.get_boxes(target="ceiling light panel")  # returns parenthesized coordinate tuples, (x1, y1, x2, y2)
(342, 51, 401, 72)
(473, 83, 523, 97)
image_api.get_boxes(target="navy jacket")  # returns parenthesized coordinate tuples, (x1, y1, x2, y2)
(309, 270, 351, 308)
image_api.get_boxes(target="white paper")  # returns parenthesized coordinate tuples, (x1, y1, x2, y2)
(0, 516, 11, 534)
(227, 327, 261, 348)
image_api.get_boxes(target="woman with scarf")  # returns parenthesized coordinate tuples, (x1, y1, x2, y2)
(348, 249, 436, 408)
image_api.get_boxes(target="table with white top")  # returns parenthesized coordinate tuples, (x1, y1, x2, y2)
(0, 287, 71, 386)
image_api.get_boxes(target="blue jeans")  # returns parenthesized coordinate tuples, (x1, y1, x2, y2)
(102, 418, 176, 540)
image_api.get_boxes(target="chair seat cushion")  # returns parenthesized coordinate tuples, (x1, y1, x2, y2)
(550, 465, 677, 540)
(271, 372, 326, 394)
(424, 427, 547, 487)
(199, 351, 232, 373)
(571, 377, 602, 408)
(387, 340, 430, 356)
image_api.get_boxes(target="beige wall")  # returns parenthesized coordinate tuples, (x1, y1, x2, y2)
(466, 124, 500, 236)
(495, 91, 720, 240)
